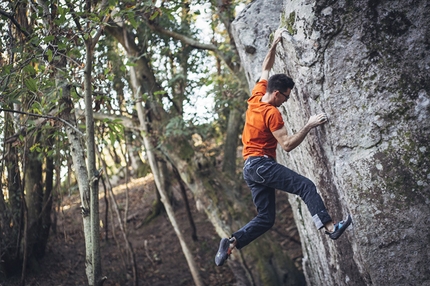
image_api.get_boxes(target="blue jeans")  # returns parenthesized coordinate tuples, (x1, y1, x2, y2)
(233, 156, 332, 249)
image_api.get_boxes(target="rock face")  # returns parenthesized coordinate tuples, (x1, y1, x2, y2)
(232, 1, 430, 285)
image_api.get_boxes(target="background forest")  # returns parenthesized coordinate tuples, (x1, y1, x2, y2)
(3, 0, 429, 286)
(0, 0, 280, 285)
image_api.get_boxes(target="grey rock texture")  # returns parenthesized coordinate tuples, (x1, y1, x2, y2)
(232, 0, 430, 285)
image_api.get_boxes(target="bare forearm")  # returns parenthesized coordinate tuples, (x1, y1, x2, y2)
(262, 43, 278, 71)
(273, 113, 327, 152)
(282, 124, 312, 152)
(261, 30, 284, 80)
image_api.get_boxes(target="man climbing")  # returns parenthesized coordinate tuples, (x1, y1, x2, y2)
(215, 29, 352, 266)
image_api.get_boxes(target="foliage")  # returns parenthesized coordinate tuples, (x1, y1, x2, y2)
(0, 0, 249, 282)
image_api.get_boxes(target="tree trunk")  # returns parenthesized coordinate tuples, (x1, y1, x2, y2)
(24, 133, 43, 264)
(85, 35, 103, 286)
(106, 22, 205, 285)
(222, 103, 244, 175)
(173, 167, 197, 241)
(4, 113, 22, 216)
(58, 81, 93, 284)
(0, 112, 22, 278)
(40, 150, 54, 256)
(132, 73, 204, 286)
(231, 0, 430, 285)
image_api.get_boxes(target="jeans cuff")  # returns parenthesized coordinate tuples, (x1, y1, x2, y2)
(312, 210, 332, 230)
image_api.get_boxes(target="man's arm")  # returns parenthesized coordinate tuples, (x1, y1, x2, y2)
(272, 113, 328, 152)
(260, 29, 286, 81)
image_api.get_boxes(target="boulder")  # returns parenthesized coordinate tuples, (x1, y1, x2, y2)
(232, 0, 430, 285)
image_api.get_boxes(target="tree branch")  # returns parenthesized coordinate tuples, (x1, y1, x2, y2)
(0, 108, 84, 139)
(75, 109, 140, 131)
(142, 19, 238, 74)
(141, 17, 249, 93)
(0, 9, 31, 38)
(147, 20, 218, 51)
(90, 0, 111, 51)
(1, 107, 142, 144)
(65, 0, 83, 32)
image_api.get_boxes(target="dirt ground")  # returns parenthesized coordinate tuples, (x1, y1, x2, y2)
(3, 174, 303, 286)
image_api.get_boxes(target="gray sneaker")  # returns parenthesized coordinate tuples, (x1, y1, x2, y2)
(215, 238, 233, 266)
(326, 215, 352, 240)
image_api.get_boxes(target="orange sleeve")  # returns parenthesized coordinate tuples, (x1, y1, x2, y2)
(252, 80, 267, 97)
(266, 109, 284, 132)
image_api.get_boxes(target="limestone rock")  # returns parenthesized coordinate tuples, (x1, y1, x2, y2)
(232, 1, 430, 285)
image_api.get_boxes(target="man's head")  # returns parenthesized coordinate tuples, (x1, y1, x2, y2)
(267, 74, 295, 95)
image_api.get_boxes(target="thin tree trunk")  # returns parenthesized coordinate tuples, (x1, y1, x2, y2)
(58, 81, 93, 283)
(101, 177, 109, 241)
(109, 22, 204, 285)
(52, 151, 61, 236)
(222, 105, 244, 175)
(20, 133, 30, 285)
(3, 113, 22, 270)
(23, 133, 43, 281)
(136, 102, 203, 286)
(20, 200, 28, 286)
(123, 147, 138, 286)
(39, 153, 54, 257)
(84, 36, 102, 286)
(173, 167, 197, 241)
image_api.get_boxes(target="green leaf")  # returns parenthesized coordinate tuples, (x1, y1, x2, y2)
(128, 12, 138, 29)
(58, 41, 67, 50)
(2, 64, 12, 74)
(68, 48, 82, 58)
(159, 6, 174, 20)
(46, 49, 53, 62)
(30, 143, 41, 153)
(59, 10, 67, 24)
(24, 78, 37, 92)
(30, 36, 41, 46)
(23, 64, 36, 75)
(10, 98, 22, 105)
(43, 35, 55, 43)
(149, 10, 159, 21)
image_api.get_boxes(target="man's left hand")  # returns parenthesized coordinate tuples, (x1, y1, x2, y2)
(308, 113, 328, 128)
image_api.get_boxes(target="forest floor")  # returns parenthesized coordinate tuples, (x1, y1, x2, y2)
(3, 173, 303, 286)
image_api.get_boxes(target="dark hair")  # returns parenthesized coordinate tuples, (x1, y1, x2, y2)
(267, 74, 295, 94)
